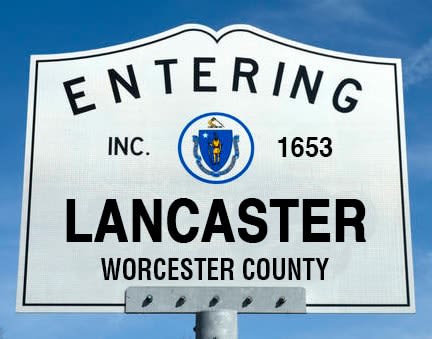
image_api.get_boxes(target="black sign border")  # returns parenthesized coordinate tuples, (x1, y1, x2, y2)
(21, 27, 411, 309)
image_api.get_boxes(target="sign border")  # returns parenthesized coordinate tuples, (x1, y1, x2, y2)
(18, 24, 413, 311)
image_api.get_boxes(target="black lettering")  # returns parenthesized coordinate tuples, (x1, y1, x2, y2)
(132, 199, 162, 242)
(243, 258, 254, 280)
(336, 199, 366, 241)
(154, 59, 178, 94)
(108, 137, 113, 155)
(208, 258, 218, 280)
(195, 257, 206, 280)
(194, 57, 216, 92)
(123, 258, 136, 280)
(108, 64, 140, 103)
(168, 258, 179, 280)
(114, 137, 128, 155)
(273, 62, 285, 96)
(333, 78, 362, 113)
(221, 258, 234, 281)
(303, 257, 314, 280)
(67, 199, 92, 242)
(181, 258, 193, 280)
(167, 198, 199, 243)
(316, 257, 329, 280)
(232, 57, 258, 93)
(154, 258, 166, 280)
(130, 137, 144, 155)
(101, 257, 121, 280)
(303, 199, 330, 242)
(202, 199, 235, 242)
(270, 199, 299, 242)
(272, 257, 285, 280)
(288, 258, 301, 280)
(238, 198, 267, 243)
(139, 258, 151, 280)
(290, 65, 323, 104)
(95, 199, 128, 242)
(257, 258, 270, 280)
(63, 77, 96, 115)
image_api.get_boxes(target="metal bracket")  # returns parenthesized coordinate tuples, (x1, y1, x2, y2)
(125, 286, 306, 313)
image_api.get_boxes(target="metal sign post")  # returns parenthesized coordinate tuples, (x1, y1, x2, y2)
(195, 310, 238, 339)
(125, 287, 306, 338)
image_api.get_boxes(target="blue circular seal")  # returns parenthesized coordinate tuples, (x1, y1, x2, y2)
(178, 112, 254, 184)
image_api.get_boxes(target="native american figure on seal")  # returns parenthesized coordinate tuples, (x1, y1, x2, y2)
(209, 133, 222, 164)
(207, 118, 224, 164)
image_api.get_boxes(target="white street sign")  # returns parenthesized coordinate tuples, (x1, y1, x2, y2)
(17, 24, 414, 312)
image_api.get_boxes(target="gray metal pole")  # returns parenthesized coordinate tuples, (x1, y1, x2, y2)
(195, 310, 238, 339)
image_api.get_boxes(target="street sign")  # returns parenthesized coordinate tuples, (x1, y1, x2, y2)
(17, 24, 414, 313)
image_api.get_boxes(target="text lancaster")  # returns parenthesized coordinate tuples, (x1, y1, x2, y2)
(63, 58, 362, 115)
(67, 198, 366, 243)
(101, 257, 330, 281)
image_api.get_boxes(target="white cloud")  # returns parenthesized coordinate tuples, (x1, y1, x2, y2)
(404, 38, 432, 86)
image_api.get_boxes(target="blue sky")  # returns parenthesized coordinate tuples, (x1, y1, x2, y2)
(1, 0, 431, 338)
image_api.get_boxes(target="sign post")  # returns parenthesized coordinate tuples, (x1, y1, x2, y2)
(125, 286, 306, 338)
(17, 25, 415, 329)
(195, 310, 237, 339)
